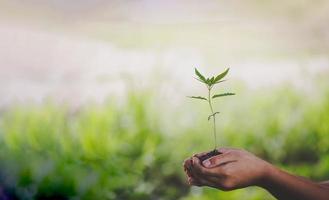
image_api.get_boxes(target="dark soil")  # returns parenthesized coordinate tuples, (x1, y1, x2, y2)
(198, 149, 221, 162)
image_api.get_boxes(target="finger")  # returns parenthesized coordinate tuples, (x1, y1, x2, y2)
(189, 157, 225, 188)
(183, 158, 192, 170)
(183, 158, 193, 177)
(193, 170, 221, 186)
(189, 175, 212, 187)
(217, 147, 237, 154)
(191, 156, 219, 177)
(188, 177, 202, 186)
(202, 152, 237, 168)
(191, 172, 234, 191)
(191, 176, 220, 188)
(184, 168, 193, 178)
(186, 168, 193, 178)
(188, 158, 198, 178)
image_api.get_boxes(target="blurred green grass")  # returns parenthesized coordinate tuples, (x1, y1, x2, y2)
(0, 82, 329, 200)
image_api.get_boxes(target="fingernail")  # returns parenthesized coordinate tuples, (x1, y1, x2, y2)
(203, 160, 211, 167)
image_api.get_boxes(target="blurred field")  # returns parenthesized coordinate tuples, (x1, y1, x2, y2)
(0, 78, 329, 199)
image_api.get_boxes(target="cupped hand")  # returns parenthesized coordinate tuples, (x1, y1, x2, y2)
(183, 148, 272, 191)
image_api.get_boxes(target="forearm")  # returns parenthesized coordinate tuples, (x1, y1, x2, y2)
(260, 165, 329, 200)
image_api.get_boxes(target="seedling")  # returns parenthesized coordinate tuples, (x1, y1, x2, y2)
(188, 68, 235, 161)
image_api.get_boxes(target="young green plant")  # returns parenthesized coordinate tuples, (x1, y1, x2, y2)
(188, 68, 235, 151)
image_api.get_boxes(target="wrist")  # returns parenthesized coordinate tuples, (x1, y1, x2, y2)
(256, 162, 278, 188)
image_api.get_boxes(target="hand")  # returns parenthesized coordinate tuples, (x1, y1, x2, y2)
(183, 148, 272, 191)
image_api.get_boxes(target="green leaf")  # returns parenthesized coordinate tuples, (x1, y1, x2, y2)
(194, 68, 207, 83)
(214, 68, 229, 83)
(212, 93, 235, 99)
(216, 80, 227, 84)
(194, 77, 206, 84)
(187, 96, 208, 101)
(210, 76, 215, 84)
(205, 78, 213, 86)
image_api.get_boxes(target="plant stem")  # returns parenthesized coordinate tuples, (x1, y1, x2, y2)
(207, 86, 217, 150)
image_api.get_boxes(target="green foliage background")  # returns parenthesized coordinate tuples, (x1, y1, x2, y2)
(0, 1, 328, 199)
(0, 80, 328, 200)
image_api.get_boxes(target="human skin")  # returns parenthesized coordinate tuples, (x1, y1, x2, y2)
(183, 148, 329, 200)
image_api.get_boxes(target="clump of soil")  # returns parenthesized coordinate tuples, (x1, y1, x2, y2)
(198, 149, 221, 162)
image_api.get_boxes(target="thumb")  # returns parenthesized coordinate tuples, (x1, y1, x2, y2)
(202, 153, 236, 168)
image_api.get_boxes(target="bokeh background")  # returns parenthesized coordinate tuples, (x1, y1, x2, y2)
(0, 0, 329, 199)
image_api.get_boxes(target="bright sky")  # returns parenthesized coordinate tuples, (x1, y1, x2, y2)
(0, 0, 328, 107)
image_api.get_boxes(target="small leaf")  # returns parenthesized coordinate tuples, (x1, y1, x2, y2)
(194, 77, 206, 84)
(205, 78, 212, 86)
(214, 68, 229, 83)
(212, 93, 235, 99)
(210, 76, 215, 84)
(194, 68, 207, 82)
(215, 79, 227, 84)
(208, 112, 220, 120)
(187, 96, 208, 101)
